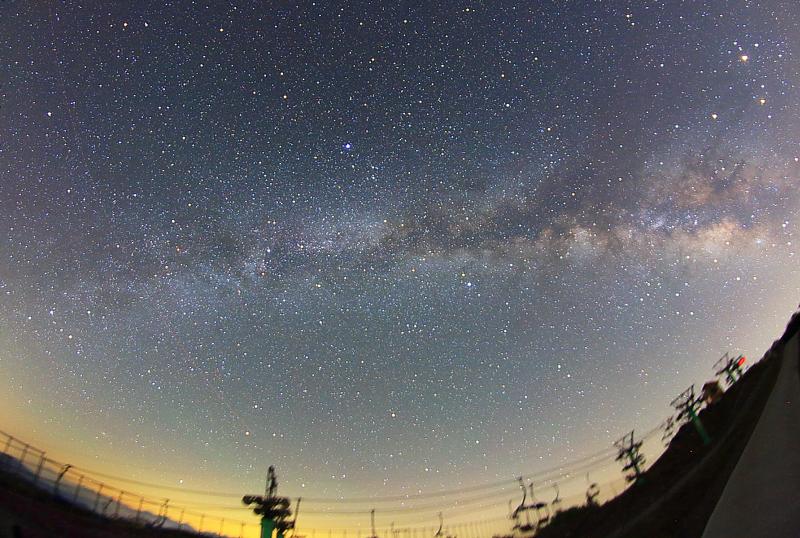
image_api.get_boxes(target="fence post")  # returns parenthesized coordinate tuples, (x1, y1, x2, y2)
(33, 452, 46, 484)
(14, 444, 30, 475)
(102, 497, 114, 516)
(135, 497, 144, 523)
(54, 463, 72, 496)
(114, 491, 124, 518)
(72, 474, 84, 504)
(159, 499, 170, 527)
(3, 435, 13, 455)
(93, 483, 105, 513)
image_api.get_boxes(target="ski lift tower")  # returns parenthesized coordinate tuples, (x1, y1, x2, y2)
(713, 352, 746, 387)
(243, 466, 295, 538)
(614, 430, 646, 484)
(671, 385, 711, 445)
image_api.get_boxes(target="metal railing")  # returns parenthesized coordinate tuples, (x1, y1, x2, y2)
(0, 428, 632, 538)
(0, 429, 257, 537)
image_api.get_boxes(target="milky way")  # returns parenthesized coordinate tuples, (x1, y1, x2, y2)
(1, 0, 798, 531)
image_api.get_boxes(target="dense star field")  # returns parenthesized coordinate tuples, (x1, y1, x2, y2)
(1, 0, 799, 530)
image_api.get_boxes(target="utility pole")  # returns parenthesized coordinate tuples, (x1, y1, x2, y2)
(434, 512, 455, 538)
(367, 508, 378, 538)
(585, 481, 599, 506)
(671, 385, 711, 445)
(614, 430, 646, 484)
(243, 466, 295, 538)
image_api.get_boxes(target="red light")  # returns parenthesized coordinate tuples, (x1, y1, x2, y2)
(738, 356, 746, 366)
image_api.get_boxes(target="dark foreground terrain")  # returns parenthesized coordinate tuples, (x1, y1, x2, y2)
(531, 311, 800, 538)
(0, 475, 197, 538)
(2, 312, 799, 538)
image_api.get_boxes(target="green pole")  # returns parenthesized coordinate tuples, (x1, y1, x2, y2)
(689, 410, 711, 445)
(262, 518, 277, 538)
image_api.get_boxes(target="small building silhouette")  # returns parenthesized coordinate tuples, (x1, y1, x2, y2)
(702, 380, 724, 405)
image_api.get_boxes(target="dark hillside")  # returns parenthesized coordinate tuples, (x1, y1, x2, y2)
(0, 469, 197, 538)
(533, 312, 800, 538)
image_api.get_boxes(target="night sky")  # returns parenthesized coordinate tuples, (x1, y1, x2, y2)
(1, 0, 799, 532)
